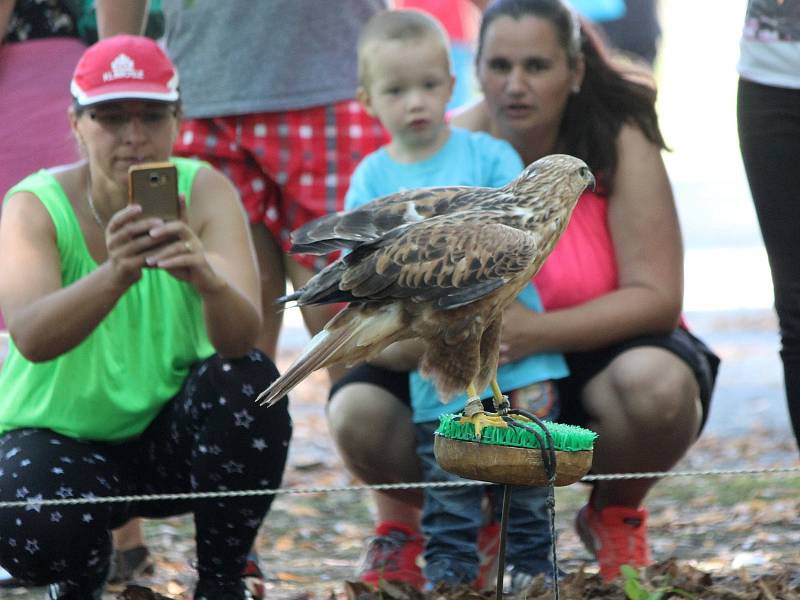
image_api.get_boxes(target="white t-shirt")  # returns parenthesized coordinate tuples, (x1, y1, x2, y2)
(738, 0, 800, 88)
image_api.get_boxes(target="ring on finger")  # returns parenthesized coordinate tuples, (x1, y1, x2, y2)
(184, 241, 192, 253)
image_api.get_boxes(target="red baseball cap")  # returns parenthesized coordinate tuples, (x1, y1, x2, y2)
(70, 34, 179, 107)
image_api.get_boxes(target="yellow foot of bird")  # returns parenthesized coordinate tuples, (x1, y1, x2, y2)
(457, 410, 508, 440)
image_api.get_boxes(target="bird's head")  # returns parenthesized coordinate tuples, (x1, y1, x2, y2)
(512, 154, 595, 204)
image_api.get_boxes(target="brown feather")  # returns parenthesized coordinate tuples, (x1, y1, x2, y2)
(257, 154, 595, 405)
(258, 303, 407, 406)
(291, 186, 478, 254)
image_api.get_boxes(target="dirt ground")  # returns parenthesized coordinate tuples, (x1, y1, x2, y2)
(3, 357, 799, 599)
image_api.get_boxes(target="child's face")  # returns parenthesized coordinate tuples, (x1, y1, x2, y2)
(359, 36, 454, 161)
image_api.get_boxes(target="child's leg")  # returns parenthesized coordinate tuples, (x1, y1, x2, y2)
(416, 420, 483, 586)
(500, 485, 555, 575)
(503, 381, 560, 576)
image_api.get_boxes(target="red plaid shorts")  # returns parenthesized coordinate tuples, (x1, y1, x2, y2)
(173, 99, 388, 270)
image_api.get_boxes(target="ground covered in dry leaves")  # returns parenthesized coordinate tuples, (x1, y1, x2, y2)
(113, 559, 800, 600)
(5, 355, 800, 599)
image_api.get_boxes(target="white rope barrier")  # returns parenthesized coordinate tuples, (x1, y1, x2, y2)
(1, 464, 798, 510)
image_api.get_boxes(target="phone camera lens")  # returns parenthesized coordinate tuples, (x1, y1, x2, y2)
(149, 173, 159, 183)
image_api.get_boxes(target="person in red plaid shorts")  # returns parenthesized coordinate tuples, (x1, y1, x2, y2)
(96, 2, 389, 597)
(98, 0, 389, 360)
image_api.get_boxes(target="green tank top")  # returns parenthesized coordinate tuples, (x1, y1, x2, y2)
(0, 157, 215, 441)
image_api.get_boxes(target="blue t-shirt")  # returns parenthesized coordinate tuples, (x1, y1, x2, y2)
(345, 127, 568, 424)
(345, 127, 523, 209)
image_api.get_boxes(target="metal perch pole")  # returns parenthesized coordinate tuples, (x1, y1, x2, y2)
(495, 483, 512, 600)
(492, 408, 560, 600)
(434, 404, 594, 597)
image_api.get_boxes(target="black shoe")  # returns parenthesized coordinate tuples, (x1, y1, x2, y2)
(193, 579, 254, 600)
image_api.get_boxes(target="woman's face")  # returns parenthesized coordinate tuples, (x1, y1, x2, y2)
(71, 100, 179, 188)
(477, 15, 582, 139)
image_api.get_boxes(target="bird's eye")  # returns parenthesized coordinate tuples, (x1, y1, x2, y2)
(579, 166, 589, 178)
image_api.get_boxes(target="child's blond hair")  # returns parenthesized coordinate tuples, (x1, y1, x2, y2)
(357, 9, 452, 88)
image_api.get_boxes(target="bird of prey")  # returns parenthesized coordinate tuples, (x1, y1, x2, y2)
(257, 154, 594, 435)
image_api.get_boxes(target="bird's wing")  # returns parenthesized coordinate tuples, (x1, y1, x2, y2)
(290, 185, 495, 255)
(290, 212, 542, 310)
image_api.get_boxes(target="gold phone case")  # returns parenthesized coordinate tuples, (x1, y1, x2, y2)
(128, 161, 179, 221)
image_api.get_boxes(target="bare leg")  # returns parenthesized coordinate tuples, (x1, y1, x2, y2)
(372, 490, 421, 529)
(284, 257, 348, 382)
(250, 224, 286, 360)
(581, 347, 701, 509)
(328, 382, 423, 525)
(112, 518, 146, 552)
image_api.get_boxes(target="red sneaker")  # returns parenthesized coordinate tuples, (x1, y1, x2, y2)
(357, 522, 425, 588)
(241, 552, 266, 600)
(474, 520, 501, 590)
(575, 504, 652, 581)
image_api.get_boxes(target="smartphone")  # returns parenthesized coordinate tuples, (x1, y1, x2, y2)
(128, 162, 179, 221)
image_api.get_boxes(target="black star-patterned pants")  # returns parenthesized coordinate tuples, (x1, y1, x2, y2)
(0, 350, 292, 591)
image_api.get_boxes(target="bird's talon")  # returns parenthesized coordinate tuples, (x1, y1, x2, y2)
(459, 410, 510, 440)
(495, 395, 510, 415)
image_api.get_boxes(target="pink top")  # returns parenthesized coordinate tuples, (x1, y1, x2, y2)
(534, 188, 618, 310)
(393, 0, 480, 43)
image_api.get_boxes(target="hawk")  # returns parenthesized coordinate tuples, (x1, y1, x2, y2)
(257, 154, 594, 434)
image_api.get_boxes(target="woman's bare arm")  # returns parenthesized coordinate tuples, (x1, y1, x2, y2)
(0, 1, 16, 41)
(94, 0, 148, 37)
(367, 339, 425, 371)
(0, 192, 156, 361)
(499, 124, 683, 361)
(179, 167, 263, 357)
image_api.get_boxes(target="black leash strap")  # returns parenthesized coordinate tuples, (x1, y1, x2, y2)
(503, 409, 560, 599)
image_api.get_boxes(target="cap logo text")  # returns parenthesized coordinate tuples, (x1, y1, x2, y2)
(103, 53, 144, 82)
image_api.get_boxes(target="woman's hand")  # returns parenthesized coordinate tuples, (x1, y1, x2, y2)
(104, 204, 166, 290)
(498, 301, 539, 365)
(141, 194, 226, 294)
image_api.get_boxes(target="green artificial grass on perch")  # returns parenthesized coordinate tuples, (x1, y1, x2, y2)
(434, 412, 597, 487)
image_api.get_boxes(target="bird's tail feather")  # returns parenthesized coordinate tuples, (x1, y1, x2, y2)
(256, 328, 345, 407)
(276, 290, 302, 305)
(256, 304, 405, 407)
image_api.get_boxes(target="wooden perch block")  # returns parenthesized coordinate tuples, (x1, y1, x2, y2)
(434, 434, 593, 486)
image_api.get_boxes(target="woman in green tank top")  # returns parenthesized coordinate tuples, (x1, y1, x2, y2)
(0, 35, 292, 599)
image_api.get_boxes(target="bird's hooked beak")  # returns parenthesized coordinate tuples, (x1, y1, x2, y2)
(581, 167, 596, 191)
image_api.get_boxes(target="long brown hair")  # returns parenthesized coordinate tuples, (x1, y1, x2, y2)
(477, 0, 667, 190)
